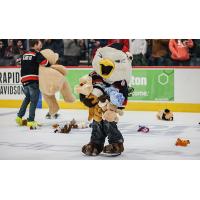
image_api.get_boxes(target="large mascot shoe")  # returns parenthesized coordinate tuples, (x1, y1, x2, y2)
(82, 143, 104, 156)
(27, 121, 38, 129)
(103, 143, 124, 154)
(16, 116, 23, 126)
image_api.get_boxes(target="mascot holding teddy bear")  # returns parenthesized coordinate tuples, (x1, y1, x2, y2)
(75, 43, 132, 156)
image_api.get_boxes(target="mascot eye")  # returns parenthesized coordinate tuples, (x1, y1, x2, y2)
(98, 53, 103, 58)
(115, 60, 121, 63)
(121, 59, 126, 63)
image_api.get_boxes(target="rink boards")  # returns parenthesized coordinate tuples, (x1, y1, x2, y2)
(0, 66, 200, 112)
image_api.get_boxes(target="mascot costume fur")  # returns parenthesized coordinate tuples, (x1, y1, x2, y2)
(76, 43, 132, 156)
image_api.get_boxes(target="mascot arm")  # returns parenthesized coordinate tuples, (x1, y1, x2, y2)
(51, 64, 67, 76)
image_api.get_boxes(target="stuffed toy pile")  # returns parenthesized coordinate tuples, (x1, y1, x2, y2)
(76, 43, 132, 156)
(52, 119, 88, 134)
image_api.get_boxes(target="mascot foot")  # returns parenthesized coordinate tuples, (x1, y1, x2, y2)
(82, 143, 103, 156)
(103, 143, 124, 154)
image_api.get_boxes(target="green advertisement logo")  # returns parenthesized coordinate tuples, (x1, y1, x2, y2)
(129, 69, 174, 101)
(61, 69, 174, 101)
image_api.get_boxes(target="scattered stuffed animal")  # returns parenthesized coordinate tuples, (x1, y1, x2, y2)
(175, 138, 190, 147)
(52, 119, 89, 134)
(52, 123, 59, 128)
(39, 49, 75, 118)
(69, 119, 78, 129)
(69, 118, 89, 129)
(79, 43, 132, 156)
(54, 124, 72, 134)
(157, 109, 173, 121)
(137, 125, 150, 133)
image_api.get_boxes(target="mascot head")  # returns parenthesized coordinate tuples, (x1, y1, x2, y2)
(92, 43, 132, 84)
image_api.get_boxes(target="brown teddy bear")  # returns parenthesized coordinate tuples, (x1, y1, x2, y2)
(87, 95, 103, 122)
(175, 138, 190, 147)
(39, 49, 75, 117)
(98, 94, 124, 122)
(75, 76, 103, 122)
(157, 109, 173, 121)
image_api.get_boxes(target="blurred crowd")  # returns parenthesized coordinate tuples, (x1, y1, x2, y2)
(1, 39, 200, 66)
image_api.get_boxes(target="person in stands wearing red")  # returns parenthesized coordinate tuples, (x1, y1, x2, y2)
(107, 39, 129, 52)
(169, 39, 194, 66)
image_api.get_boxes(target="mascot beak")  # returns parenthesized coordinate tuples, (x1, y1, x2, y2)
(99, 59, 115, 79)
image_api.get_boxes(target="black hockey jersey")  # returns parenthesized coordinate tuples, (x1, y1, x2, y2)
(20, 49, 49, 84)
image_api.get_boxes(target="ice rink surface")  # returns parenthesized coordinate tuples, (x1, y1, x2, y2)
(0, 108, 199, 160)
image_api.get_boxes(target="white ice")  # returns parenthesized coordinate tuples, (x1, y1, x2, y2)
(0, 108, 199, 160)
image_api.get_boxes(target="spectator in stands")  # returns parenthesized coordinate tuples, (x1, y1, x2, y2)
(149, 39, 170, 66)
(54, 39, 64, 57)
(89, 39, 107, 59)
(0, 40, 5, 58)
(78, 39, 87, 60)
(189, 39, 200, 66)
(14, 39, 25, 55)
(107, 39, 129, 51)
(42, 39, 53, 49)
(62, 39, 81, 66)
(145, 39, 152, 64)
(169, 39, 194, 66)
(3, 39, 16, 65)
(0, 40, 6, 65)
(43, 39, 64, 61)
(129, 39, 148, 66)
(4, 39, 15, 59)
